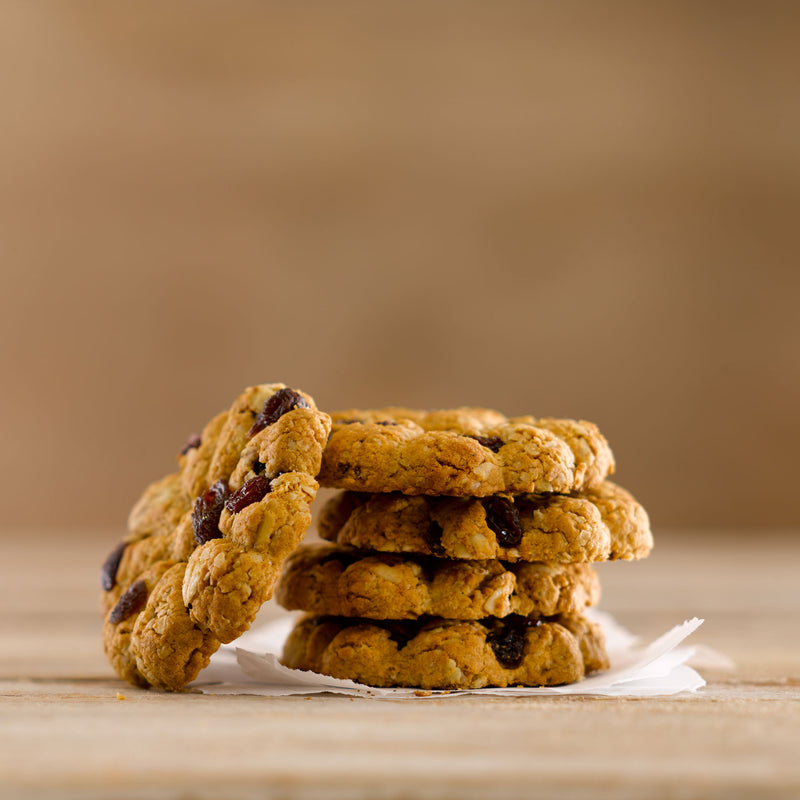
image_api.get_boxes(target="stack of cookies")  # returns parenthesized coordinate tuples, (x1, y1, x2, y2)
(276, 407, 653, 690)
(100, 388, 652, 694)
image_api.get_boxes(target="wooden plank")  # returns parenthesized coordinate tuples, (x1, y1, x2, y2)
(1, 676, 798, 799)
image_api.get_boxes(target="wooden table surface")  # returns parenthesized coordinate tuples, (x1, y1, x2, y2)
(1, 528, 798, 799)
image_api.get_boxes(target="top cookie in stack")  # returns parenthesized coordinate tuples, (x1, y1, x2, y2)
(277, 407, 652, 690)
(318, 407, 615, 497)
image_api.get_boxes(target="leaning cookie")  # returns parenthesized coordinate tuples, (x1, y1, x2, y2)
(101, 394, 243, 615)
(101, 384, 331, 690)
(319, 407, 614, 497)
(281, 613, 608, 689)
(100, 414, 231, 618)
(276, 544, 600, 619)
(318, 481, 651, 563)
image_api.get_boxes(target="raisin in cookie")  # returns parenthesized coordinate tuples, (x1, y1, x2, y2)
(319, 407, 614, 497)
(282, 613, 608, 689)
(276, 544, 600, 619)
(318, 481, 651, 563)
(101, 384, 331, 690)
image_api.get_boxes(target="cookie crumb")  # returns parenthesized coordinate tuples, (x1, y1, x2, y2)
(414, 690, 432, 697)
(116, 692, 126, 700)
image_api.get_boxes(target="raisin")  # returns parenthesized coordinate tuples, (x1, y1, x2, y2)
(100, 541, 128, 591)
(486, 615, 541, 668)
(424, 520, 446, 557)
(482, 497, 523, 548)
(192, 480, 229, 544)
(225, 475, 272, 514)
(469, 435, 504, 453)
(108, 579, 149, 624)
(375, 420, 398, 426)
(515, 495, 551, 516)
(248, 388, 310, 437)
(180, 433, 202, 456)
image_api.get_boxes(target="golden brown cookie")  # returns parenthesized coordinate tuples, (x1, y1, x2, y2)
(276, 544, 600, 619)
(318, 481, 651, 563)
(101, 384, 331, 690)
(319, 407, 614, 497)
(281, 613, 609, 689)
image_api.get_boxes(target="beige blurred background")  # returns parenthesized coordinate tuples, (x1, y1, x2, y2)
(1, 1, 798, 536)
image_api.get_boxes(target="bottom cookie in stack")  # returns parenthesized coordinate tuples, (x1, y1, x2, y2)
(275, 545, 609, 689)
(281, 610, 607, 690)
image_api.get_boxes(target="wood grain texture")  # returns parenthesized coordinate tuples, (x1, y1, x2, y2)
(1, 529, 798, 798)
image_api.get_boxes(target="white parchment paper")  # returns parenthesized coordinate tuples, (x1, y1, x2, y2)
(193, 610, 728, 698)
